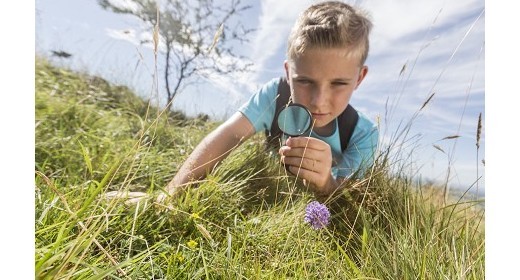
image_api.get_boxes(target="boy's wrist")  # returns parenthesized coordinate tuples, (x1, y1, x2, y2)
(313, 175, 339, 199)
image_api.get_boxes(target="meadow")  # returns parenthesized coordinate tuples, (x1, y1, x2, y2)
(35, 57, 484, 279)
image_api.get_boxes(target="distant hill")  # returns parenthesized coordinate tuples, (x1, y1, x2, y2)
(36, 57, 210, 125)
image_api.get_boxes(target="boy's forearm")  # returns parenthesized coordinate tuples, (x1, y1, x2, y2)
(164, 112, 255, 196)
(165, 131, 236, 194)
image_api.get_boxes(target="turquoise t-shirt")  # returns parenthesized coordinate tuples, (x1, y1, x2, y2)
(239, 78, 379, 179)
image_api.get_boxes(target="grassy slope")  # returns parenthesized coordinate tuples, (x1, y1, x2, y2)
(35, 57, 484, 279)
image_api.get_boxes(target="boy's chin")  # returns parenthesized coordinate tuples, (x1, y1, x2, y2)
(311, 120, 335, 134)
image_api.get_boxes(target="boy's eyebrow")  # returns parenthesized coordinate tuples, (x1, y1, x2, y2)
(331, 78, 354, 82)
(292, 74, 354, 82)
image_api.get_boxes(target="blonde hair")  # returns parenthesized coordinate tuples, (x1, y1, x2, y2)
(287, 1, 372, 65)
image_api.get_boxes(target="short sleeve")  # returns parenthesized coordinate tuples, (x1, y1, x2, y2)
(238, 78, 279, 133)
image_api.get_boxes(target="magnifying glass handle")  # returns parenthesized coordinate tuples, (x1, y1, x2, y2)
(281, 134, 289, 145)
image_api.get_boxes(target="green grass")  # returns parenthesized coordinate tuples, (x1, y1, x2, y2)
(35, 57, 484, 279)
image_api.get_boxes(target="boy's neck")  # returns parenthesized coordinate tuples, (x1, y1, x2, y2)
(312, 119, 335, 136)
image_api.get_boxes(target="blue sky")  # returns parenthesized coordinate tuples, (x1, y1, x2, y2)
(35, 0, 485, 192)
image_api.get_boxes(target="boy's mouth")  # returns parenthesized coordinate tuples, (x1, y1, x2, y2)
(311, 112, 328, 118)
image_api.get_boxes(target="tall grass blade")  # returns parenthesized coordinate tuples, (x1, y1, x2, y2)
(78, 141, 93, 177)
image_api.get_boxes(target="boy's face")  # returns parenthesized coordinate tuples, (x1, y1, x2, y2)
(284, 48, 368, 134)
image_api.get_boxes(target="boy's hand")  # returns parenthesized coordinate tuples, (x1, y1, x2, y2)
(279, 137, 336, 196)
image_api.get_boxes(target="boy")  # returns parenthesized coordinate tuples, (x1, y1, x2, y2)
(158, 1, 379, 202)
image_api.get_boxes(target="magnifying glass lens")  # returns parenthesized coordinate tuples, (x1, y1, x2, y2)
(277, 104, 312, 137)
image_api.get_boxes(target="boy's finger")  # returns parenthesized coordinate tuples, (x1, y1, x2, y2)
(285, 137, 326, 150)
(280, 146, 320, 159)
(283, 156, 320, 172)
(287, 165, 319, 182)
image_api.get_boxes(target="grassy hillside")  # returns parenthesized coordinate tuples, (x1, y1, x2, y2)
(35, 57, 484, 279)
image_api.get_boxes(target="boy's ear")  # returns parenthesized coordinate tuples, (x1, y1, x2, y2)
(284, 60, 290, 81)
(355, 66, 369, 89)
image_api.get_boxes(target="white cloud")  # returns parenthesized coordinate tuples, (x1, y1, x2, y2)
(103, 0, 140, 13)
(105, 28, 140, 45)
(356, 0, 484, 134)
(247, 0, 314, 82)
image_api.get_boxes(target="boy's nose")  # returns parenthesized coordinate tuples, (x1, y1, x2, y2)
(311, 85, 328, 108)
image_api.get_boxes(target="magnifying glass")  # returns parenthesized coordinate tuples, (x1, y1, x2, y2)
(277, 103, 312, 172)
(277, 103, 312, 137)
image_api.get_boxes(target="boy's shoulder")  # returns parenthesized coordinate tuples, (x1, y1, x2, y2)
(354, 110, 378, 134)
(263, 77, 282, 91)
(251, 77, 282, 101)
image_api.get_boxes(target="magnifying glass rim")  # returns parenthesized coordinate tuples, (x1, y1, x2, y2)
(277, 103, 312, 137)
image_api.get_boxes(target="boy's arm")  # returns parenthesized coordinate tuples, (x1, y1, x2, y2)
(161, 111, 256, 199)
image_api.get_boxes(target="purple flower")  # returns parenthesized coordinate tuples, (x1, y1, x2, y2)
(304, 201, 330, 230)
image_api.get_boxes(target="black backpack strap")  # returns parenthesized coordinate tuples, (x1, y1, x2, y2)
(265, 77, 291, 147)
(337, 104, 359, 152)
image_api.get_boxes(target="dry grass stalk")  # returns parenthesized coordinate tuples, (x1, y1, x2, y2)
(476, 112, 482, 149)
(420, 92, 435, 110)
(399, 62, 407, 77)
(441, 135, 460, 140)
(153, 7, 160, 55)
(433, 144, 446, 154)
(207, 23, 224, 54)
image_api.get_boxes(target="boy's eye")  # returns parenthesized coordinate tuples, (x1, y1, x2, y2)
(332, 81, 349, 86)
(294, 77, 312, 85)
